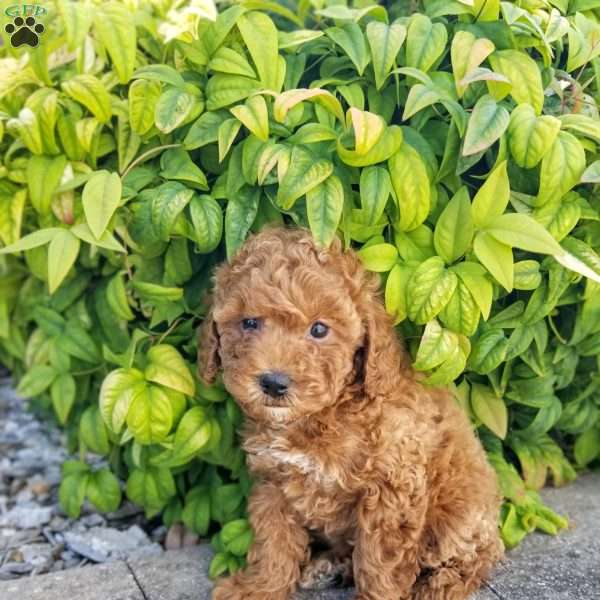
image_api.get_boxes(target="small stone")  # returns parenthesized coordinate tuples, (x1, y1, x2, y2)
(49, 516, 69, 532)
(29, 479, 51, 497)
(164, 523, 184, 550)
(64, 525, 156, 563)
(0, 504, 53, 529)
(80, 513, 106, 528)
(182, 530, 199, 547)
(19, 542, 54, 568)
(0, 562, 33, 575)
(150, 525, 167, 543)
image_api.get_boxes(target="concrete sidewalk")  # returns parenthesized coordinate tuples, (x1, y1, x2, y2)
(1, 473, 598, 600)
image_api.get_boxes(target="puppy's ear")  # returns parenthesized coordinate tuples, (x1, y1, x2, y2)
(197, 312, 220, 384)
(355, 274, 407, 400)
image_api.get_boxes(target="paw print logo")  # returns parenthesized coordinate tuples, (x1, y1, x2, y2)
(5, 16, 45, 48)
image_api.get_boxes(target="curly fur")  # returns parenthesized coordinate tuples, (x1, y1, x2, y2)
(199, 227, 504, 600)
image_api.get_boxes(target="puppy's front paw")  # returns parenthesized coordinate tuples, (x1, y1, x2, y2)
(212, 575, 288, 600)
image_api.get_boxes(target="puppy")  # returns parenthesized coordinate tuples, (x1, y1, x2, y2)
(199, 227, 503, 600)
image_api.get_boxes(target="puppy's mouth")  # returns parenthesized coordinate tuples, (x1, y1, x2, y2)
(262, 394, 292, 408)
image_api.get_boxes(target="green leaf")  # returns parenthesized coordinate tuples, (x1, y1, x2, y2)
(27, 155, 67, 215)
(82, 171, 122, 240)
(567, 13, 600, 72)
(471, 383, 507, 438)
(182, 487, 211, 535)
(359, 166, 391, 226)
(58, 0, 93, 51)
(326, 22, 370, 76)
(0, 228, 60, 255)
(469, 328, 508, 374)
(184, 111, 228, 150)
(94, 2, 137, 84)
(357, 243, 398, 272)
(132, 65, 185, 88)
(440, 279, 480, 336)
(0, 188, 26, 247)
(16, 365, 57, 397)
(471, 160, 509, 228)
(151, 182, 195, 241)
(47, 230, 80, 294)
(451, 30, 495, 97)
(276, 147, 333, 210)
(463, 94, 509, 156)
(126, 467, 175, 515)
(485, 213, 562, 255)
(538, 131, 586, 206)
(433, 187, 473, 264)
(574, 428, 600, 467)
(159, 148, 208, 190)
(406, 13, 448, 73)
(273, 88, 344, 123)
(555, 237, 600, 284)
(155, 407, 212, 468)
(79, 406, 110, 456)
(59, 468, 89, 519)
(218, 118, 242, 162)
(338, 125, 403, 167)
(507, 104, 561, 169)
(347, 108, 385, 156)
(413, 320, 459, 371)
(107, 273, 135, 321)
(62, 75, 112, 123)
(190, 194, 223, 253)
(206, 75, 262, 111)
(127, 384, 174, 445)
(488, 50, 544, 114)
(71, 223, 126, 253)
(366, 21, 406, 90)
(237, 11, 281, 91)
(99, 368, 146, 434)
(384, 263, 414, 324)
(388, 142, 430, 231)
(51, 373, 76, 425)
(145, 344, 195, 396)
(230, 95, 269, 142)
(402, 83, 441, 120)
(209, 47, 257, 78)
(129, 79, 162, 135)
(407, 256, 458, 323)
(473, 231, 513, 291)
(306, 174, 344, 247)
(225, 186, 260, 259)
(155, 88, 197, 134)
(86, 468, 122, 513)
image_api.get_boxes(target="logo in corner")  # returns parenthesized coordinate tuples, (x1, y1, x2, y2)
(4, 4, 47, 48)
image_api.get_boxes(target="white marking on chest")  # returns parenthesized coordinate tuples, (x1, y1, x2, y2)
(265, 448, 318, 473)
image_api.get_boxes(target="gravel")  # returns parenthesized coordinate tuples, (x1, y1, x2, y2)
(0, 379, 168, 580)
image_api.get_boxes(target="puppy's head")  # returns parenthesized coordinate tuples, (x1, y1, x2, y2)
(198, 227, 402, 425)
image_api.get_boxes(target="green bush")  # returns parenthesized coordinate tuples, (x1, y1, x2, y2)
(1, 0, 600, 575)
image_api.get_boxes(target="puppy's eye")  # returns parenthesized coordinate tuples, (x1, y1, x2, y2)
(310, 321, 329, 339)
(241, 318, 260, 331)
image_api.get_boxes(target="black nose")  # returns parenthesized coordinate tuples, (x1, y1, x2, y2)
(258, 371, 290, 397)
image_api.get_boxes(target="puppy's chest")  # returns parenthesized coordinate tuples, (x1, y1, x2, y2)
(246, 441, 357, 528)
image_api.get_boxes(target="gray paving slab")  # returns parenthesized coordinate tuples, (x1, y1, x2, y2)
(0, 560, 144, 600)
(128, 545, 213, 600)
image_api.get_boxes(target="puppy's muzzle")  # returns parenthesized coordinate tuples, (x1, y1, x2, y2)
(258, 371, 291, 398)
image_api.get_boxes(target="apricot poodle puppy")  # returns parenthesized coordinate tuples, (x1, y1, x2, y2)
(199, 227, 503, 600)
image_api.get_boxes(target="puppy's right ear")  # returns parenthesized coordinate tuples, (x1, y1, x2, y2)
(197, 313, 220, 384)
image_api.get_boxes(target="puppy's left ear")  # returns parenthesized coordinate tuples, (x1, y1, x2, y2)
(353, 271, 408, 401)
(197, 312, 220, 384)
